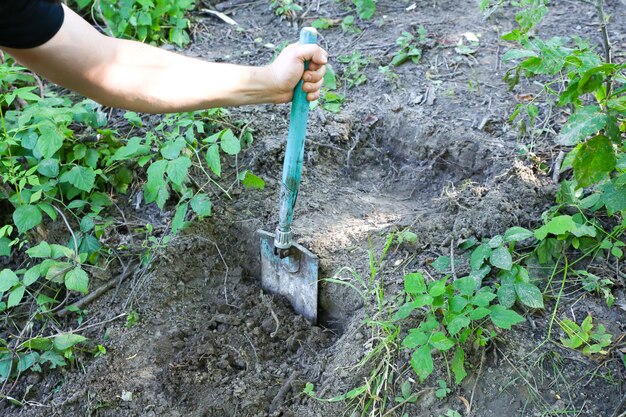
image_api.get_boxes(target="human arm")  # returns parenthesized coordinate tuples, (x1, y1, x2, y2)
(0, 4, 328, 113)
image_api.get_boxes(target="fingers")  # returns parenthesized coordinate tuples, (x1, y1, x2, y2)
(303, 64, 325, 83)
(292, 43, 329, 65)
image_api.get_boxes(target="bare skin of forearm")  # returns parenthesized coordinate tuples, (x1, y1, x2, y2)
(2, 5, 290, 113)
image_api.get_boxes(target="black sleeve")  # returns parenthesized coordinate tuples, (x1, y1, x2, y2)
(0, 1, 65, 49)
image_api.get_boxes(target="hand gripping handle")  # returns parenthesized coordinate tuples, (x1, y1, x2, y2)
(274, 27, 318, 250)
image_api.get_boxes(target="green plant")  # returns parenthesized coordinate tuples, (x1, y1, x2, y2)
(72, 0, 195, 46)
(578, 270, 614, 307)
(338, 52, 370, 89)
(351, 0, 376, 20)
(559, 315, 612, 355)
(269, 0, 302, 18)
(435, 379, 451, 399)
(392, 27, 426, 66)
(341, 15, 360, 34)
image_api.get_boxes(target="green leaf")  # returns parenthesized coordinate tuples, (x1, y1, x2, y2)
(354, 0, 376, 19)
(0, 238, 10, 257)
(239, 171, 265, 190)
(504, 227, 534, 243)
(220, 129, 241, 155)
(17, 352, 39, 373)
(471, 290, 497, 307)
(515, 282, 544, 309)
(111, 136, 150, 161)
(23, 337, 53, 351)
(428, 278, 446, 297)
(0, 269, 19, 292)
(601, 180, 626, 214)
(160, 137, 187, 160)
(27, 241, 51, 258)
(572, 135, 616, 188)
(190, 194, 212, 217)
(40, 350, 66, 368)
(7, 285, 25, 308)
(449, 295, 468, 313)
(36, 124, 64, 158)
(490, 246, 512, 271)
(447, 315, 470, 336)
(53, 334, 87, 351)
(452, 277, 476, 296)
(38, 158, 60, 178)
(13, 205, 42, 234)
(64, 267, 89, 294)
(171, 203, 188, 235)
(451, 347, 467, 384)
(402, 330, 428, 348)
(489, 305, 525, 330)
(470, 244, 492, 271)
(468, 307, 491, 320)
(410, 345, 433, 382)
(431, 256, 451, 273)
(393, 302, 416, 321)
(205, 144, 221, 177)
(557, 106, 608, 146)
(46, 261, 72, 283)
(60, 166, 96, 192)
(166, 156, 192, 186)
(560, 319, 585, 348)
(404, 272, 426, 294)
(23, 265, 42, 286)
(534, 215, 579, 240)
(497, 283, 516, 308)
(429, 332, 455, 351)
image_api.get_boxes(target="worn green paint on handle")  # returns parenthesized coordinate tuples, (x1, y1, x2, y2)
(275, 27, 318, 248)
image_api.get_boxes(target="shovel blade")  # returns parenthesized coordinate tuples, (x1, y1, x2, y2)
(258, 230, 318, 323)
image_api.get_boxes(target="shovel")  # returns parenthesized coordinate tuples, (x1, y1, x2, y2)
(258, 27, 319, 324)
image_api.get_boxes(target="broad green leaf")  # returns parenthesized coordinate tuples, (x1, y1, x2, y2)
(429, 332, 455, 351)
(354, 0, 376, 19)
(38, 158, 60, 178)
(323, 64, 337, 89)
(111, 136, 150, 161)
(240, 171, 265, 190)
(411, 345, 433, 382)
(447, 315, 470, 336)
(449, 295, 468, 313)
(23, 337, 52, 351)
(220, 129, 241, 155)
(559, 319, 586, 348)
(471, 290, 497, 307)
(451, 347, 467, 384)
(13, 205, 42, 234)
(40, 350, 66, 368)
(36, 124, 64, 158)
(190, 194, 212, 217)
(490, 246, 512, 271)
(60, 166, 96, 192)
(504, 227, 534, 243)
(50, 244, 74, 260)
(502, 49, 538, 61)
(402, 330, 428, 348)
(470, 244, 492, 271)
(452, 277, 476, 296)
(393, 302, 415, 321)
(64, 267, 89, 294)
(7, 285, 25, 308)
(557, 106, 608, 146)
(489, 305, 525, 330)
(534, 215, 576, 240)
(572, 135, 616, 188)
(205, 144, 221, 177)
(515, 282, 544, 309)
(53, 334, 87, 351)
(497, 283, 516, 308)
(27, 241, 51, 258)
(166, 156, 192, 186)
(468, 307, 491, 320)
(428, 278, 446, 297)
(404, 272, 426, 294)
(46, 261, 72, 283)
(17, 352, 39, 373)
(412, 294, 434, 308)
(0, 238, 11, 257)
(431, 256, 451, 273)
(160, 137, 187, 160)
(23, 265, 42, 286)
(171, 203, 188, 235)
(0, 269, 19, 292)
(600, 180, 626, 214)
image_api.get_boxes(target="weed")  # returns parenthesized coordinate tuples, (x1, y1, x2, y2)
(435, 379, 451, 399)
(269, 0, 302, 19)
(338, 52, 370, 89)
(73, 0, 195, 46)
(559, 315, 612, 355)
(392, 27, 427, 66)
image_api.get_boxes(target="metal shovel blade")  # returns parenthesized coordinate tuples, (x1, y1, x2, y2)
(258, 230, 318, 323)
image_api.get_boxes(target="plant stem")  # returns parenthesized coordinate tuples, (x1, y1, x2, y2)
(596, 0, 612, 97)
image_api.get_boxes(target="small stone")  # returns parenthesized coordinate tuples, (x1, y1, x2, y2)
(121, 391, 133, 402)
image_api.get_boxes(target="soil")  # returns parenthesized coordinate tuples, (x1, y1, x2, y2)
(3, 0, 626, 416)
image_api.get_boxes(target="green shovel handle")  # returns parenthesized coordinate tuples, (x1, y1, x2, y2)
(274, 27, 318, 250)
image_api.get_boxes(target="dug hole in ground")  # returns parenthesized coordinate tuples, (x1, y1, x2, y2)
(7, 0, 626, 416)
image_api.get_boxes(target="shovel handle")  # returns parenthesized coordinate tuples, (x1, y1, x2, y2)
(274, 27, 318, 250)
